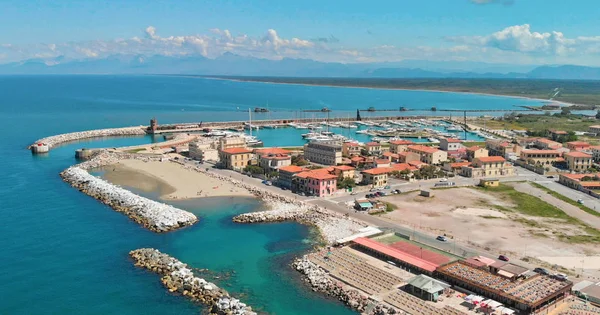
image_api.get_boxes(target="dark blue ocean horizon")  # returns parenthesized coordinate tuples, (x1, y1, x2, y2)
(0, 75, 543, 314)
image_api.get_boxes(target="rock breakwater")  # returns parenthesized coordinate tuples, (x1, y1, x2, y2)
(60, 151, 197, 232)
(29, 126, 146, 149)
(130, 249, 256, 315)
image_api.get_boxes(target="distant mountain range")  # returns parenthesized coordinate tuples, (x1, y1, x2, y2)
(1, 53, 600, 80)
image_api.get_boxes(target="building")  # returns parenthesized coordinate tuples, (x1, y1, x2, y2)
(566, 141, 591, 151)
(397, 151, 421, 164)
(534, 138, 563, 150)
(219, 148, 254, 170)
(564, 151, 593, 172)
(189, 140, 219, 161)
(486, 140, 521, 159)
(436, 261, 572, 314)
(293, 169, 337, 197)
(364, 142, 382, 155)
(548, 130, 568, 141)
(382, 151, 400, 163)
(389, 140, 414, 153)
(405, 275, 450, 302)
(219, 136, 246, 150)
(350, 156, 366, 167)
(461, 156, 514, 178)
(342, 142, 361, 157)
(391, 163, 417, 173)
(303, 141, 342, 165)
(587, 145, 600, 162)
(443, 161, 471, 173)
(407, 145, 448, 165)
(520, 149, 561, 165)
(258, 154, 292, 171)
(254, 147, 290, 156)
(368, 159, 391, 169)
(439, 138, 463, 151)
(479, 178, 500, 187)
(589, 125, 600, 135)
(361, 167, 392, 188)
(278, 165, 306, 189)
(558, 173, 600, 191)
(466, 146, 489, 161)
(354, 199, 374, 211)
(332, 165, 356, 179)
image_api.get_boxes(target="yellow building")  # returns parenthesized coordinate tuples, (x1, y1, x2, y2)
(218, 136, 246, 150)
(364, 142, 382, 155)
(466, 146, 489, 161)
(342, 142, 361, 157)
(564, 151, 593, 172)
(407, 145, 448, 165)
(333, 165, 356, 179)
(479, 178, 500, 187)
(389, 140, 414, 153)
(461, 156, 514, 178)
(361, 167, 391, 188)
(219, 147, 255, 171)
(520, 149, 561, 165)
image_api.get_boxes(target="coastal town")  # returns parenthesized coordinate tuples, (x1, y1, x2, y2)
(31, 113, 600, 315)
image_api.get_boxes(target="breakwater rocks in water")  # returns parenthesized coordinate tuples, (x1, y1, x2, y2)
(29, 126, 146, 149)
(130, 249, 256, 315)
(293, 256, 399, 315)
(60, 152, 197, 232)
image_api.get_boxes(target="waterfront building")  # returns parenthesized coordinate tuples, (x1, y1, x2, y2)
(564, 151, 593, 171)
(364, 142, 382, 155)
(219, 136, 246, 150)
(534, 138, 563, 150)
(397, 151, 420, 164)
(466, 146, 489, 161)
(219, 148, 255, 171)
(332, 165, 356, 179)
(566, 141, 591, 151)
(342, 142, 361, 157)
(258, 154, 292, 171)
(389, 140, 414, 153)
(589, 125, 600, 135)
(439, 138, 463, 151)
(277, 165, 306, 189)
(461, 156, 514, 178)
(304, 141, 342, 165)
(361, 167, 392, 187)
(520, 149, 561, 165)
(189, 140, 219, 161)
(293, 169, 337, 197)
(407, 145, 448, 165)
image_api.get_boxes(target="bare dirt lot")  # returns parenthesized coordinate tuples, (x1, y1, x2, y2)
(378, 187, 600, 261)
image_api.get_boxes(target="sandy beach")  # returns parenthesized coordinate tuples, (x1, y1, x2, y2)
(105, 159, 252, 199)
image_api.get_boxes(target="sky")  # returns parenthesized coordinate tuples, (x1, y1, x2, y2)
(2, 0, 600, 66)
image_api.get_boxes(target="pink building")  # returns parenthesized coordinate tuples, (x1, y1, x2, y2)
(294, 169, 338, 197)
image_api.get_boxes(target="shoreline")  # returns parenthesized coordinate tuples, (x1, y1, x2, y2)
(202, 76, 574, 107)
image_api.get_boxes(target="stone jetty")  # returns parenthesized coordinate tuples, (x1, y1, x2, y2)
(29, 126, 146, 150)
(130, 248, 256, 315)
(60, 151, 197, 233)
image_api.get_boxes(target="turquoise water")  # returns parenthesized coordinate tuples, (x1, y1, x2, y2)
(0, 75, 541, 314)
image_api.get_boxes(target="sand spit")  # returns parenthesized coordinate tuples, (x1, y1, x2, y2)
(130, 248, 256, 315)
(60, 151, 197, 232)
(29, 126, 146, 149)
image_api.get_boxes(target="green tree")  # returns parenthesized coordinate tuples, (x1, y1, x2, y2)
(291, 155, 309, 166)
(244, 165, 264, 175)
(337, 177, 356, 189)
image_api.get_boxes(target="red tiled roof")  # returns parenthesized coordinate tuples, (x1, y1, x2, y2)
(476, 156, 505, 163)
(351, 156, 365, 162)
(365, 142, 380, 147)
(408, 160, 427, 167)
(362, 167, 393, 175)
(279, 165, 306, 173)
(550, 130, 568, 135)
(343, 142, 360, 147)
(390, 140, 414, 145)
(581, 182, 600, 188)
(391, 163, 417, 171)
(352, 238, 438, 272)
(334, 165, 355, 171)
(466, 146, 481, 151)
(254, 147, 289, 156)
(561, 173, 600, 180)
(301, 170, 337, 180)
(536, 138, 559, 144)
(383, 152, 399, 158)
(445, 138, 462, 143)
(450, 162, 471, 168)
(567, 141, 590, 146)
(565, 151, 592, 158)
(408, 145, 439, 154)
(375, 159, 390, 164)
(221, 147, 253, 154)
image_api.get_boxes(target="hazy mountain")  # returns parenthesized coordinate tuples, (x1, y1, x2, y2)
(0, 53, 599, 80)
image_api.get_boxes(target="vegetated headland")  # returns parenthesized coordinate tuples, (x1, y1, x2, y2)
(204, 76, 600, 107)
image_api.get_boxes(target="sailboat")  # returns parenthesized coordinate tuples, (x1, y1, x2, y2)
(262, 102, 278, 129)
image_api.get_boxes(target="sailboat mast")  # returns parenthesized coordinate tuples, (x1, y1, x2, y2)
(249, 108, 252, 137)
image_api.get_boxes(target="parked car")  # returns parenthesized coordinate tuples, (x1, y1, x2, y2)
(533, 267, 550, 275)
(350, 191, 357, 195)
(384, 185, 391, 189)
(380, 192, 387, 196)
(547, 175, 555, 179)
(393, 189, 401, 194)
(498, 255, 509, 262)
(439, 178, 448, 182)
(554, 273, 568, 281)
(375, 192, 383, 196)
(436, 235, 448, 242)
(577, 199, 584, 204)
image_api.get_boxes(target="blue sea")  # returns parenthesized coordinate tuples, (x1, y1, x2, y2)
(0, 75, 544, 314)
